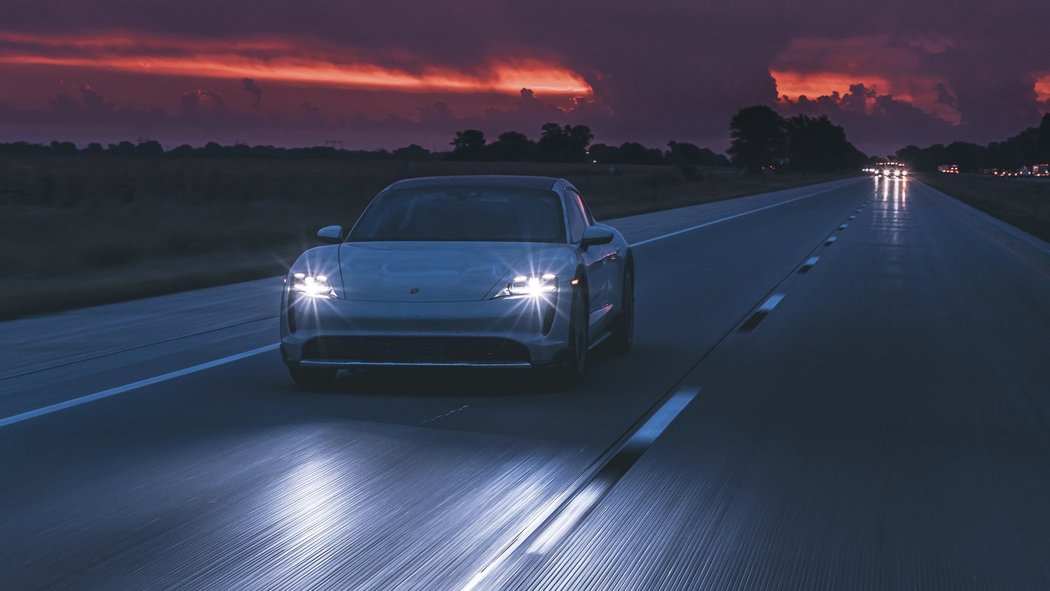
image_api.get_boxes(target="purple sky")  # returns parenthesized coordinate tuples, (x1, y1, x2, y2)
(1, 0, 1048, 156)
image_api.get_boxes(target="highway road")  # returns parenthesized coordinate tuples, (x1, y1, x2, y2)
(3, 177, 1050, 589)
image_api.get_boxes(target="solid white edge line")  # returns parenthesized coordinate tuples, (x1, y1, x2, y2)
(628, 182, 850, 247)
(0, 343, 279, 428)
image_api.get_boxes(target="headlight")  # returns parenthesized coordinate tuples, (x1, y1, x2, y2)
(497, 273, 557, 298)
(291, 272, 336, 298)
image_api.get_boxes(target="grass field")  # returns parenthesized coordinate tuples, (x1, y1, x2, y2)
(917, 173, 1050, 243)
(0, 155, 847, 319)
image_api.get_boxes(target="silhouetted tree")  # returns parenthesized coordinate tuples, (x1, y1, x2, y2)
(107, 141, 137, 156)
(449, 129, 486, 160)
(728, 105, 787, 173)
(170, 144, 194, 157)
(487, 131, 535, 161)
(666, 141, 730, 167)
(619, 142, 665, 165)
(785, 115, 866, 172)
(536, 123, 593, 162)
(587, 143, 617, 163)
(1038, 112, 1050, 162)
(136, 140, 164, 157)
(392, 144, 432, 160)
(202, 141, 223, 155)
(49, 140, 77, 155)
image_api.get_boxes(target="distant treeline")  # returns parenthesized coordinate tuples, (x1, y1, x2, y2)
(445, 123, 730, 169)
(0, 122, 732, 170)
(0, 139, 415, 161)
(895, 113, 1050, 172)
(1, 106, 892, 174)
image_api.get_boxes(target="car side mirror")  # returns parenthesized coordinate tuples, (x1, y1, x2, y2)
(317, 225, 344, 244)
(580, 225, 614, 249)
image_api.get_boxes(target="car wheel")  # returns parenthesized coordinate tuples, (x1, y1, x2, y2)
(553, 286, 588, 386)
(609, 266, 634, 354)
(288, 364, 337, 390)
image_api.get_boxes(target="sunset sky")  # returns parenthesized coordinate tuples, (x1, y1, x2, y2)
(2, 0, 1049, 156)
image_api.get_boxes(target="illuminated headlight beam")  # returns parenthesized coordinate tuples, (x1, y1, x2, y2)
(292, 272, 336, 298)
(497, 273, 557, 299)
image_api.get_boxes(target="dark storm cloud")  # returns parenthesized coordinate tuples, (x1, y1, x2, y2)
(241, 78, 262, 107)
(935, 83, 957, 109)
(2, 0, 1049, 150)
(779, 85, 957, 157)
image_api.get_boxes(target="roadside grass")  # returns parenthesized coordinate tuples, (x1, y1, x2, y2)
(917, 173, 1050, 244)
(0, 155, 847, 319)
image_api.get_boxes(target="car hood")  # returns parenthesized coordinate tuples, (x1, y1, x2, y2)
(337, 242, 573, 302)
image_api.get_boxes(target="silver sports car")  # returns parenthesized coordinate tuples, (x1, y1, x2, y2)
(279, 175, 634, 387)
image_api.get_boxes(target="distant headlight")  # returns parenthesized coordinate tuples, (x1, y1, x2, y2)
(291, 272, 336, 298)
(497, 273, 557, 299)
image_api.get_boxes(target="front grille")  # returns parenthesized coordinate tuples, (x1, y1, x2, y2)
(302, 336, 531, 364)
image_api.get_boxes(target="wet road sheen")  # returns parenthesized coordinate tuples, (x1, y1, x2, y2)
(3, 178, 1050, 590)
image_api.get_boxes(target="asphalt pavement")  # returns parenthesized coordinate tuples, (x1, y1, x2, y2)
(3, 177, 1049, 590)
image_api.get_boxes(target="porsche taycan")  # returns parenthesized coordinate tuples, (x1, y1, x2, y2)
(279, 175, 634, 387)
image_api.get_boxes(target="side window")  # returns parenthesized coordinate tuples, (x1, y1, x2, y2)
(564, 190, 587, 243)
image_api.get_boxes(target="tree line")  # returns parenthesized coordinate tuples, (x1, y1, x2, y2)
(1, 106, 875, 174)
(895, 113, 1050, 172)
(446, 123, 730, 168)
(0, 140, 420, 161)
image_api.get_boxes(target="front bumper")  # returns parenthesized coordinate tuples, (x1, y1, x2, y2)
(280, 290, 571, 368)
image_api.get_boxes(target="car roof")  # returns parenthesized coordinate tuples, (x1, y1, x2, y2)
(385, 175, 563, 192)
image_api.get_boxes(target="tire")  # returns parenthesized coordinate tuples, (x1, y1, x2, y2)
(608, 265, 635, 355)
(288, 364, 337, 390)
(553, 287, 589, 387)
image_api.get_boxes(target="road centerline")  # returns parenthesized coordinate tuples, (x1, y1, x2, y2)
(460, 387, 701, 590)
(739, 294, 786, 332)
(799, 256, 821, 274)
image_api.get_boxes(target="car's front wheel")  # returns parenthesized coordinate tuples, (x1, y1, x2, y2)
(552, 286, 588, 387)
(288, 364, 337, 390)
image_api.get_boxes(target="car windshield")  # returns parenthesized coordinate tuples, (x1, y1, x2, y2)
(347, 186, 566, 243)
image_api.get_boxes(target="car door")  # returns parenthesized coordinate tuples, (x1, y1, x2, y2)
(565, 188, 617, 326)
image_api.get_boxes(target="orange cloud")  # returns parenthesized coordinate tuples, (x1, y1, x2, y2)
(771, 70, 895, 101)
(1037, 75, 1050, 102)
(769, 35, 963, 124)
(0, 31, 593, 96)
